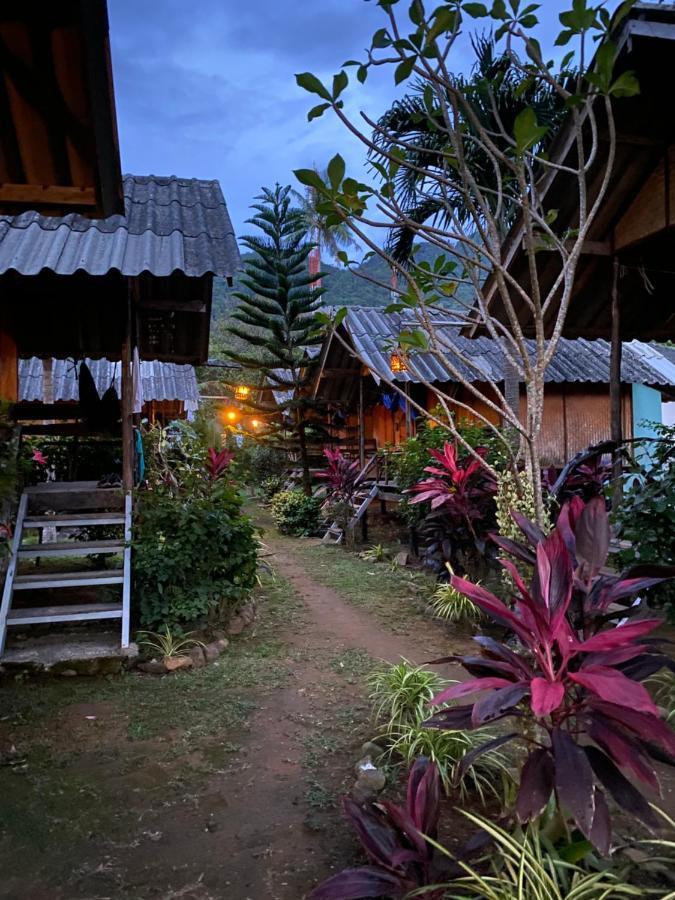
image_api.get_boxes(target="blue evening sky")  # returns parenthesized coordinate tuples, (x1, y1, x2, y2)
(107, 1, 623, 246)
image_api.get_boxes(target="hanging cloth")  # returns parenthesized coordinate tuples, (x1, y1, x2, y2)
(134, 426, 145, 485)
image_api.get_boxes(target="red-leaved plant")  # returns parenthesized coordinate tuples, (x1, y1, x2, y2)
(206, 447, 234, 481)
(407, 442, 497, 575)
(425, 496, 675, 854)
(312, 757, 454, 900)
(315, 447, 361, 504)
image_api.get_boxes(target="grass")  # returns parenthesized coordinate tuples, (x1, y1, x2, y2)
(329, 648, 378, 682)
(292, 542, 432, 634)
(0, 570, 304, 867)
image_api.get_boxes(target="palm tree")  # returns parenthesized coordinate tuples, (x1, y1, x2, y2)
(371, 36, 565, 263)
(292, 168, 359, 270)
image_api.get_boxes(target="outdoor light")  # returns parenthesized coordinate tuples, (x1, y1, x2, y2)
(250, 418, 261, 429)
(225, 409, 239, 423)
(390, 350, 407, 374)
(234, 384, 251, 401)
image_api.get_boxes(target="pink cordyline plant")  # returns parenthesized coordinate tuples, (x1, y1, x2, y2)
(424, 496, 675, 854)
(315, 447, 360, 504)
(206, 447, 234, 481)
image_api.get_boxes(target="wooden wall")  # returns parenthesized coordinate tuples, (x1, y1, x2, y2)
(358, 381, 632, 467)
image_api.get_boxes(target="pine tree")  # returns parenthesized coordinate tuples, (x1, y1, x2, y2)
(225, 185, 326, 495)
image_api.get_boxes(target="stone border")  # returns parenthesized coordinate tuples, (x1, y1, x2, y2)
(136, 599, 258, 675)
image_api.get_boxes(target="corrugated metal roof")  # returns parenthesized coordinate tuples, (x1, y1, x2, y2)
(19, 358, 199, 407)
(343, 308, 675, 387)
(0, 175, 240, 278)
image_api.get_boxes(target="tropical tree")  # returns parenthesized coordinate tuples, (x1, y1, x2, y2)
(292, 166, 359, 268)
(225, 184, 325, 494)
(372, 34, 565, 263)
(294, 0, 639, 526)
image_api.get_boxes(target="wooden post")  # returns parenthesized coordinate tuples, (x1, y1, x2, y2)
(404, 383, 412, 438)
(121, 287, 134, 494)
(0, 327, 18, 402)
(610, 256, 622, 510)
(358, 375, 366, 469)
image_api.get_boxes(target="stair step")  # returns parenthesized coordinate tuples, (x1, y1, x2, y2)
(7, 603, 123, 625)
(18, 540, 124, 559)
(23, 513, 125, 528)
(14, 569, 124, 590)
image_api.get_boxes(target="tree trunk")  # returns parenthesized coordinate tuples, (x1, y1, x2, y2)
(525, 377, 546, 528)
(297, 421, 312, 497)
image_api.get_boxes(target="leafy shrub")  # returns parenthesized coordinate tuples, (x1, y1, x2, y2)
(312, 757, 451, 900)
(247, 443, 289, 485)
(359, 543, 390, 563)
(133, 481, 258, 630)
(270, 490, 321, 536)
(427, 497, 675, 853)
(260, 475, 286, 502)
(613, 423, 675, 616)
(383, 417, 502, 528)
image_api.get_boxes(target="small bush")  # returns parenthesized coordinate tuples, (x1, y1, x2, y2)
(260, 475, 286, 502)
(368, 660, 509, 802)
(134, 482, 258, 630)
(429, 580, 482, 625)
(270, 490, 322, 536)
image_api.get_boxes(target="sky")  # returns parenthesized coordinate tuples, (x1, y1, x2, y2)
(107, 0, 623, 244)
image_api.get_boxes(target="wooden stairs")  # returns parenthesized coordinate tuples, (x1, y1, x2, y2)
(321, 457, 402, 545)
(0, 482, 132, 660)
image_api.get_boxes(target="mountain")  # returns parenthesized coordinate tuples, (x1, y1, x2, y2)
(209, 242, 474, 357)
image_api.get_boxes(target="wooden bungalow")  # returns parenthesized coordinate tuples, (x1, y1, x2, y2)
(0, 174, 240, 660)
(314, 308, 675, 467)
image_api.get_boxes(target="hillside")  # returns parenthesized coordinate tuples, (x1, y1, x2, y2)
(210, 242, 474, 357)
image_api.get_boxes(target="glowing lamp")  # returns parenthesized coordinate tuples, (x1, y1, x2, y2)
(234, 384, 251, 401)
(250, 419, 261, 429)
(225, 409, 239, 423)
(390, 350, 407, 374)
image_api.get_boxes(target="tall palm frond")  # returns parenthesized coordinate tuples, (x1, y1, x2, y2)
(370, 35, 566, 264)
(291, 167, 359, 261)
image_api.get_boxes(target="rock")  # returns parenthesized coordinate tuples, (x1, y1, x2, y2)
(138, 659, 168, 675)
(394, 550, 409, 568)
(60, 669, 78, 677)
(214, 638, 229, 652)
(354, 756, 386, 793)
(164, 655, 192, 672)
(203, 642, 221, 663)
(211, 629, 228, 642)
(360, 741, 383, 759)
(188, 645, 207, 669)
(227, 616, 246, 636)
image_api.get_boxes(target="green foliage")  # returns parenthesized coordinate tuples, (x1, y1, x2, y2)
(134, 422, 257, 631)
(368, 660, 508, 802)
(384, 416, 503, 526)
(359, 543, 390, 563)
(613, 423, 675, 616)
(369, 659, 447, 733)
(269, 489, 322, 536)
(223, 184, 327, 492)
(429, 579, 482, 625)
(648, 670, 675, 725)
(437, 811, 643, 899)
(260, 475, 286, 502)
(137, 625, 204, 659)
(133, 481, 258, 631)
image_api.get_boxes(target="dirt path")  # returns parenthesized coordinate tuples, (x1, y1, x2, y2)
(0, 525, 462, 900)
(192, 530, 462, 900)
